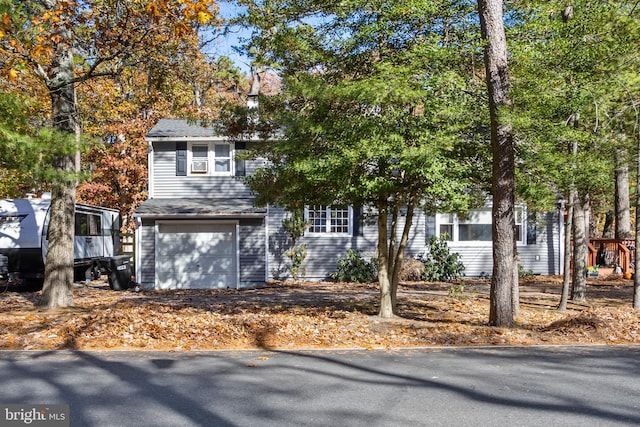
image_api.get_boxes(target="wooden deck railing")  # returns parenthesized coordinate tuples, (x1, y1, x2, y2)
(588, 239, 635, 275)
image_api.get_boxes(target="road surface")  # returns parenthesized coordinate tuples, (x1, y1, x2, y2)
(0, 345, 638, 426)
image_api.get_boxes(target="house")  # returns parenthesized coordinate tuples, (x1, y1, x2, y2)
(133, 119, 564, 289)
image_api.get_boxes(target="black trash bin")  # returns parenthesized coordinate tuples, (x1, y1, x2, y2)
(106, 255, 132, 290)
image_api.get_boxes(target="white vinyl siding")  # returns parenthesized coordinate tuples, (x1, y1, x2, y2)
(239, 218, 267, 285)
(427, 210, 561, 277)
(151, 143, 256, 198)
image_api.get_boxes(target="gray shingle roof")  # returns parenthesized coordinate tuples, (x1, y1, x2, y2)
(134, 198, 266, 218)
(146, 119, 222, 138)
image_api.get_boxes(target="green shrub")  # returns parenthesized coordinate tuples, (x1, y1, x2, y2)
(518, 263, 534, 278)
(448, 282, 465, 298)
(418, 235, 465, 281)
(282, 209, 309, 280)
(285, 244, 307, 280)
(331, 249, 377, 283)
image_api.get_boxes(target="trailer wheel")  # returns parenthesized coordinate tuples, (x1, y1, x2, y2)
(91, 264, 101, 281)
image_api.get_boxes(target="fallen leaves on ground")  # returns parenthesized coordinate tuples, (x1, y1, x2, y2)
(1, 276, 639, 351)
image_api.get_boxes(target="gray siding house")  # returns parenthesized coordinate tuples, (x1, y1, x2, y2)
(134, 119, 564, 289)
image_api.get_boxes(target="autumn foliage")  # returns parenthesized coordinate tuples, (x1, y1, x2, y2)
(0, 0, 251, 230)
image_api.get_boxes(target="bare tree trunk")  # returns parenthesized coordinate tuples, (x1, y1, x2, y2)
(559, 128, 579, 310)
(512, 237, 520, 317)
(615, 148, 632, 239)
(388, 203, 399, 311)
(558, 190, 574, 311)
(584, 194, 591, 243)
(634, 131, 640, 310)
(390, 197, 416, 310)
(478, 0, 515, 327)
(602, 211, 614, 238)
(38, 43, 78, 309)
(377, 201, 394, 318)
(571, 191, 588, 302)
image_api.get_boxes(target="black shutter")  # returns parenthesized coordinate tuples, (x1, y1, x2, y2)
(235, 141, 247, 177)
(352, 207, 363, 236)
(526, 213, 537, 245)
(176, 142, 187, 176)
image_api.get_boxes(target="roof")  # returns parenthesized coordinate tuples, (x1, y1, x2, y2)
(146, 119, 222, 139)
(133, 198, 266, 218)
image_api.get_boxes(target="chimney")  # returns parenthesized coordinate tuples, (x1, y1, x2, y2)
(248, 65, 260, 113)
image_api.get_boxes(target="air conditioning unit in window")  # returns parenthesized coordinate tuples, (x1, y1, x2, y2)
(191, 160, 208, 173)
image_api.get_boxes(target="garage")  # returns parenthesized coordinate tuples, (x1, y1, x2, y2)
(156, 221, 238, 289)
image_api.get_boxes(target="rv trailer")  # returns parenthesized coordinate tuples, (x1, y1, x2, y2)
(0, 194, 121, 285)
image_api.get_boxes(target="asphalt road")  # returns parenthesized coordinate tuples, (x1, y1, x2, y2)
(0, 345, 638, 427)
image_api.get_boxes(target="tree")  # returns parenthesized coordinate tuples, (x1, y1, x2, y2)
(509, 1, 640, 305)
(239, 0, 485, 318)
(635, 134, 640, 310)
(614, 147, 632, 239)
(571, 190, 589, 301)
(477, 0, 516, 327)
(0, 0, 220, 308)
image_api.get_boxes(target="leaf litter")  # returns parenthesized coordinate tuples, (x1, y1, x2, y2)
(1, 276, 639, 350)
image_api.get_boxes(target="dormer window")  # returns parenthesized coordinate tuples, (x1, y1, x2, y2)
(187, 142, 233, 176)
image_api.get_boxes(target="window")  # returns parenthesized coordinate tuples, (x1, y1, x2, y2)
(191, 145, 208, 173)
(458, 209, 492, 241)
(306, 206, 351, 234)
(75, 213, 102, 236)
(0, 215, 26, 226)
(187, 142, 233, 175)
(214, 144, 231, 172)
(439, 213, 454, 241)
(433, 206, 526, 244)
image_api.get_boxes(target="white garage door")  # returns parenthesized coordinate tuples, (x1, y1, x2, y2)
(156, 222, 237, 289)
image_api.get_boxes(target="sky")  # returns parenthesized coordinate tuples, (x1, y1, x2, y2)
(214, 1, 252, 74)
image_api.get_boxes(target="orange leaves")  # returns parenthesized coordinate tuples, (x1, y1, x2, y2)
(145, 2, 158, 16)
(143, 0, 217, 26)
(1, 278, 639, 351)
(5, 68, 18, 81)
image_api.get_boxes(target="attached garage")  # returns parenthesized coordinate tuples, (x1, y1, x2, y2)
(134, 198, 267, 290)
(156, 221, 238, 289)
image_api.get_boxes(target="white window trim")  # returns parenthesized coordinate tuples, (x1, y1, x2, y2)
(304, 205, 353, 236)
(433, 206, 526, 245)
(187, 142, 234, 176)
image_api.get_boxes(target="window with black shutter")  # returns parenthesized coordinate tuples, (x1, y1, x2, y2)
(176, 142, 187, 176)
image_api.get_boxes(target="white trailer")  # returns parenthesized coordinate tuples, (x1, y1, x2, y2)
(0, 194, 120, 284)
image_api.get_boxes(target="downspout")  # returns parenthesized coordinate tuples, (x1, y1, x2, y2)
(265, 205, 270, 283)
(134, 217, 142, 286)
(146, 139, 155, 198)
(558, 197, 565, 275)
